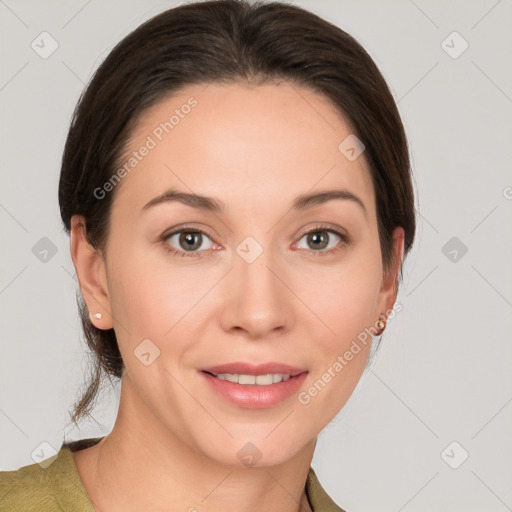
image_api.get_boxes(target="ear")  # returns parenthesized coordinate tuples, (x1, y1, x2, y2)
(375, 226, 405, 324)
(69, 215, 113, 330)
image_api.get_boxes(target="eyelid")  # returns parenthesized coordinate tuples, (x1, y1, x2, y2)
(298, 223, 351, 243)
(161, 222, 221, 242)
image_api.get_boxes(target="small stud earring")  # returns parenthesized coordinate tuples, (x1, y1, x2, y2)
(94, 312, 103, 319)
(376, 315, 386, 335)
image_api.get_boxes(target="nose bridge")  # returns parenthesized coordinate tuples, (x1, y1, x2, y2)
(219, 235, 292, 337)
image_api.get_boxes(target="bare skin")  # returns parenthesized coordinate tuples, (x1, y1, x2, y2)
(69, 81, 404, 512)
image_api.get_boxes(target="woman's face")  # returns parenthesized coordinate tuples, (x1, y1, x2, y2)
(76, 81, 403, 467)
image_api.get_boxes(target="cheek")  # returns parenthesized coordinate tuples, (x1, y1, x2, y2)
(295, 266, 380, 422)
(298, 251, 382, 385)
(304, 256, 381, 341)
(311, 280, 376, 381)
(331, 278, 379, 341)
(106, 243, 221, 348)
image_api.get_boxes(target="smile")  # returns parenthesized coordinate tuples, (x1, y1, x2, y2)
(199, 364, 308, 409)
(206, 372, 292, 385)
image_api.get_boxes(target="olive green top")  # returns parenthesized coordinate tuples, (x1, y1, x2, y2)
(0, 437, 346, 511)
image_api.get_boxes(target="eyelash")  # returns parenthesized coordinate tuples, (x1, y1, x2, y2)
(160, 224, 350, 259)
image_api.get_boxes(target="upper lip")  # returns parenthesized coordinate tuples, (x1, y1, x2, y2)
(201, 362, 308, 376)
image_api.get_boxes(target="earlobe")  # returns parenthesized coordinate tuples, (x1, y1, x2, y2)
(69, 215, 113, 330)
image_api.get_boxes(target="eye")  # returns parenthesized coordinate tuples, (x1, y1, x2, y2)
(295, 225, 348, 255)
(161, 224, 349, 258)
(162, 227, 216, 257)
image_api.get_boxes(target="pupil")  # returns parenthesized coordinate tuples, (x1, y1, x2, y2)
(181, 232, 201, 251)
(309, 232, 328, 250)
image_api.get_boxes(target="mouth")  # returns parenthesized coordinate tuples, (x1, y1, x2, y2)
(199, 362, 309, 408)
(200, 362, 307, 384)
(202, 371, 296, 385)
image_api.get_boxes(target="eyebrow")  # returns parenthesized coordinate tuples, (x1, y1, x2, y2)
(142, 187, 367, 217)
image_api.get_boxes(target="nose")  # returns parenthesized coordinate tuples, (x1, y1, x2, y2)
(218, 243, 294, 339)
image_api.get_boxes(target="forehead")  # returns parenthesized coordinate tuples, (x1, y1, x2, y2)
(113, 81, 375, 217)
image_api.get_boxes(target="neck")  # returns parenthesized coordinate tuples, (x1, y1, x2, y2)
(72, 375, 316, 512)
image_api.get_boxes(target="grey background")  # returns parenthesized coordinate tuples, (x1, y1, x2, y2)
(1, 1, 511, 511)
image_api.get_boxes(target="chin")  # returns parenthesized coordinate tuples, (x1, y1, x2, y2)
(194, 427, 313, 469)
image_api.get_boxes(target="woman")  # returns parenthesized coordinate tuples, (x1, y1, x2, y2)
(0, 0, 415, 510)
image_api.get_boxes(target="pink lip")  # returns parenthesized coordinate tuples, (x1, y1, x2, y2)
(201, 362, 307, 376)
(199, 362, 308, 409)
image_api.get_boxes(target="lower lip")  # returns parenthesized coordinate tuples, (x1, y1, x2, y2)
(200, 371, 308, 409)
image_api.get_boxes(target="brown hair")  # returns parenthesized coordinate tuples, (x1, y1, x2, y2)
(59, 0, 416, 424)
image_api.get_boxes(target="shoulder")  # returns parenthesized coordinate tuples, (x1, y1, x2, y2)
(0, 439, 102, 512)
(306, 466, 348, 512)
(0, 452, 61, 511)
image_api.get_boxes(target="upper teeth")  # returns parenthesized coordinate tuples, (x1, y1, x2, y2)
(215, 373, 291, 385)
